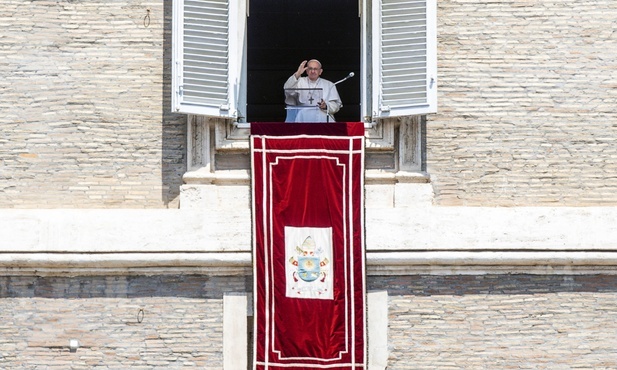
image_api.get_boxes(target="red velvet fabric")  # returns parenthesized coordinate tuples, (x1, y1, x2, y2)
(250, 122, 365, 137)
(252, 123, 366, 369)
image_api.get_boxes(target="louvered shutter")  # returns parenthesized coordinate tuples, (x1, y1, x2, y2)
(172, 0, 246, 118)
(371, 0, 437, 118)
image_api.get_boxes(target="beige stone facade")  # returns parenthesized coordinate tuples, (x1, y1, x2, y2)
(1, 0, 617, 369)
(2, 0, 616, 208)
(2, 274, 617, 369)
(0, 0, 185, 209)
(432, 0, 617, 206)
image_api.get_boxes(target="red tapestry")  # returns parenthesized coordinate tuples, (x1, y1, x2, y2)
(251, 123, 366, 370)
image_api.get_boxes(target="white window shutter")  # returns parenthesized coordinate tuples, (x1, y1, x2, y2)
(172, 0, 246, 119)
(371, 0, 437, 118)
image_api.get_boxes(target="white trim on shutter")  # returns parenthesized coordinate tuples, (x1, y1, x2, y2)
(360, 0, 371, 122)
(172, 0, 246, 119)
(371, 0, 437, 119)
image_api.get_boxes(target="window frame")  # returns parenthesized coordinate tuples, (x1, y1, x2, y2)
(172, 0, 436, 121)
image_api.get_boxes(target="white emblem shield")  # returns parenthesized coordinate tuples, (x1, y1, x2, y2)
(285, 226, 333, 299)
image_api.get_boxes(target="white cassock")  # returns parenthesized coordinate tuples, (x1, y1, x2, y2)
(284, 75, 342, 122)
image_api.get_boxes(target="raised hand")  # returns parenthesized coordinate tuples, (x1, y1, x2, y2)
(294, 60, 308, 79)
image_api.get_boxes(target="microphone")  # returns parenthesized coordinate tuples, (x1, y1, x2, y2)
(323, 72, 354, 123)
(334, 72, 355, 85)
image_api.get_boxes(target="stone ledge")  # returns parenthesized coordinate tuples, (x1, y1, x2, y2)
(365, 170, 431, 184)
(3, 207, 617, 253)
(182, 168, 430, 185)
(2, 251, 617, 276)
(183, 166, 250, 185)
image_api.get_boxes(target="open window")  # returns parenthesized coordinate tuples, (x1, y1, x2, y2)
(172, 0, 436, 122)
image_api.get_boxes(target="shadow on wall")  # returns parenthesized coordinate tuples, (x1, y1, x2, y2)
(369, 274, 617, 295)
(0, 275, 252, 299)
(4, 274, 617, 299)
(161, 0, 187, 208)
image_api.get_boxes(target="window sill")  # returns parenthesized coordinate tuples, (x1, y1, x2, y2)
(365, 170, 430, 184)
(183, 167, 429, 186)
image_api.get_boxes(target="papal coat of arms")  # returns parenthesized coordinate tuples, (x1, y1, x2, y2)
(285, 227, 333, 299)
(289, 236, 329, 283)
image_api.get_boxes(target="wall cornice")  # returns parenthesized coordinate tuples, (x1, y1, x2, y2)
(2, 251, 617, 276)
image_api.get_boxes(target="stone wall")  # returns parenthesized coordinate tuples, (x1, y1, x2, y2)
(0, 275, 250, 369)
(373, 274, 617, 369)
(431, 0, 617, 206)
(0, 0, 185, 209)
(1, 0, 616, 208)
(2, 1, 616, 368)
(2, 274, 616, 369)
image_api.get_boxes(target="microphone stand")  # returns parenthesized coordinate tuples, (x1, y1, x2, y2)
(326, 72, 355, 123)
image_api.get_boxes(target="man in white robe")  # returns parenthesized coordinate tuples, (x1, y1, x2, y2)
(284, 59, 342, 123)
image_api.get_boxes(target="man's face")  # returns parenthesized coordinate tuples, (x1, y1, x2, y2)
(306, 62, 322, 81)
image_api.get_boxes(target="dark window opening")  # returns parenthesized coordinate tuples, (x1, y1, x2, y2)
(247, 0, 361, 122)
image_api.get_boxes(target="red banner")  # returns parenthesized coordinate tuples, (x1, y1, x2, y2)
(252, 123, 366, 369)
